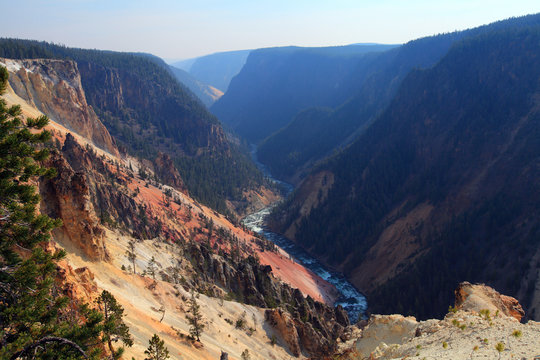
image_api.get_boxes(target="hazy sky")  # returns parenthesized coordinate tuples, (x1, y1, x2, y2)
(3, 0, 540, 60)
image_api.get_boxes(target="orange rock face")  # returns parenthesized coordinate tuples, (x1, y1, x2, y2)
(55, 259, 99, 303)
(265, 308, 301, 357)
(1, 58, 118, 156)
(454, 281, 525, 321)
(40, 140, 109, 261)
(153, 152, 187, 194)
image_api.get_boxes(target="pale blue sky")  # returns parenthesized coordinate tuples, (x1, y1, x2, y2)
(3, 0, 540, 60)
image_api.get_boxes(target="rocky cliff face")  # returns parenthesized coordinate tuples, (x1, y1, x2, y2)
(184, 242, 350, 358)
(270, 26, 540, 321)
(76, 60, 228, 156)
(265, 305, 350, 357)
(154, 152, 187, 193)
(39, 132, 176, 261)
(54, 133, 174, 243)
(39, 139, 109, 261)
(0, 58, 118, 156)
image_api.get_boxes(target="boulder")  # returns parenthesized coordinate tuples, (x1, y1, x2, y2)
(454, 281, 525, 321)
(354, 314, 418, 359)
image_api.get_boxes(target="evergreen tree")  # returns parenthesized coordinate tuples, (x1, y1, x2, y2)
(126, 240, 137, 274)
(144, 334, 170, 360)
(0, 66, 59, 280)
(146, 256, 157, 279)
(158, 305, 165, 323)
(186, 290, 205, 341)
(0, 66, 106, 359)
(97, 290, 134, 358)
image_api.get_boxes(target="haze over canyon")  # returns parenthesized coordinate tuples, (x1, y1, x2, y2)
(1, 6, 540, 360)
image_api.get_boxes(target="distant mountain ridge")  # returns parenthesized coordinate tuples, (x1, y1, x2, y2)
(171, 49, 250, 92)
(169, 65, 223, 107)
(269, 16, 540, 320)
(258, 15, 540, 183)
(0, 39, 271, 215)
(211, 44, 398, 144)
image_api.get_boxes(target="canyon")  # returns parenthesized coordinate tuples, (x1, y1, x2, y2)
(2, 14, 540, 358)
(1, 57, 352, 359)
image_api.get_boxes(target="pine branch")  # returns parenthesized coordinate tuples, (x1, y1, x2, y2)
(9, 336, 88, 360)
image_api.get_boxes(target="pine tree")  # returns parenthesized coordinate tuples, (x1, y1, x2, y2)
(146, 256, 157, 279)
(144, 334, 170, 360)
(97, 290, 134, 359)
(126, 240, 137, 274)
(0, 66, 59, 279)
(186, 290, 205, 341)
(0, 66, 107, 359)
(158, 305, 165, 323)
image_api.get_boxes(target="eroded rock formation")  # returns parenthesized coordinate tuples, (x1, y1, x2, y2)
(0, 58, 118, 156)
(350, 283, 538, 360)
(184, 242, 349, 357)
(40, 147, 109, 261)
(455, 281, 525, 322)
(265, 308, 302, 356)
(154, 152, 187, 193)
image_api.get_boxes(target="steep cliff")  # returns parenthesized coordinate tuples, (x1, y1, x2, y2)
(0, 40, 276, 217)
(2, 81, 346, 359)
(76, 59, 226, 157)
(270, 23, 540, 321)
(0, 58, 118, 156)
(154, 152, 188, 194)
(40, 148, 109, 261)
(258, 14, 540, 183)
(211, 44, 396, 144)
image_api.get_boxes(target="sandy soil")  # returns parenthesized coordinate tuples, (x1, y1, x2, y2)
(63, 230, 303, 360)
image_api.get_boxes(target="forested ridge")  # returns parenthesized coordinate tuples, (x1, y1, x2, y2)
(257, 13, 540, 183)
(211, 44, 396, 144)
(0, 39, 267, 214)
(270, 23, 540, 320)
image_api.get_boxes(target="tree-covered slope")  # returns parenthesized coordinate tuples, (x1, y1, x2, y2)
(211, 44, 397, 144)
(169, 65, 223, 107)
(172, 49, 250, 92)
(0, 39, 267, 215)
(258, 14, 540, 183)
(270, 25, 540, 320)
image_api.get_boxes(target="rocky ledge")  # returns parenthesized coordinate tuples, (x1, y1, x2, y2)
(346, 282, 540, 359)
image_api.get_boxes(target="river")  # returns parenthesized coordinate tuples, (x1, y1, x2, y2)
(243, 148, 368, 322)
